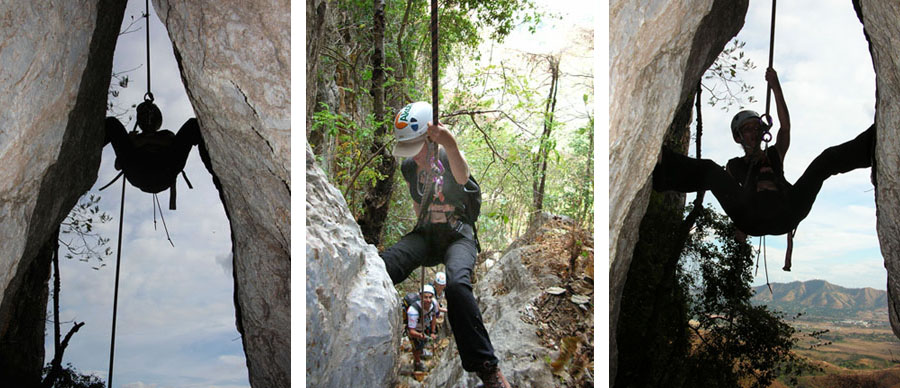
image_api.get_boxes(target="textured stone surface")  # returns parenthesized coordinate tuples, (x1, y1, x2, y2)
(152, 1, 291, 386)
(306, 144, 401, 387)
(608, 0, 747, 382)
(423, 217, 585, 388)
(0, 0, 124, 381)
(857, 0, 900, 339)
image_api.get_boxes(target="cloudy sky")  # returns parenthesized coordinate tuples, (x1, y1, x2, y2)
(46, 0, 248, 387)
(678, 0, 882, 290)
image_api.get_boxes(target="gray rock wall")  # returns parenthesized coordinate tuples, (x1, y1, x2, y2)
(306, 144, 401, 387)
(857, 0, 900, 339)
(151, 1, 291, 386)
(423, 245, 557, 388)
(608, 0, 747, 382)
(0, 0, 125, 382)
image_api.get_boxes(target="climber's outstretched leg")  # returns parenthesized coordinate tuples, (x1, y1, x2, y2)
(652, 147, 745, 217)
(790, 124, 875, 222)
(379, 232, 429, 284)
(104, 117, 135, 159)
(443, 235, 499, 373)
(171, 118, 201, 172)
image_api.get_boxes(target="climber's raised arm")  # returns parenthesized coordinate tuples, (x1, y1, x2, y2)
(427, 122, 469, 185)
(768, 67, 791, 160)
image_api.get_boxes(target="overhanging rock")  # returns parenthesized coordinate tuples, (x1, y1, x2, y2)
(855, 0, 900, 341)
(0, 0, 124, 382)
(609, 0, 747, 382)
(152, 1, 291, 386)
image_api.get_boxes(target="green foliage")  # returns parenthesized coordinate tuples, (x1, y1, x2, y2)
(312, 0, 592, 251)
(42, 363, 105, 388)
(617, 198, 814, 388)
(680, 205, 816, 388)
(703, 39, 758, 110)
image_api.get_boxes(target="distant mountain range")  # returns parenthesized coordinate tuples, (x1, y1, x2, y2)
(751, 280, 888, 320)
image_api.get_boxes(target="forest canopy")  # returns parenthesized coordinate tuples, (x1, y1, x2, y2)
(308, 0, 594, 252)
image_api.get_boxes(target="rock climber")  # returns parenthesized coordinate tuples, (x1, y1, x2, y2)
(103, 99, 206, 209)
(434, 271, 448, 314)
(407, 284, 440, 372)
(653, 67, 875, 264)
(380, 101, 511, 388)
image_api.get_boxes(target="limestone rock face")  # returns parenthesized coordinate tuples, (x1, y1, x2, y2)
(305, 144, 401, 387)
(151, 1, 291, 386)
(423, 217, 591, 388)
(857, 0, 900, 339)
(0, 0, 124, 381)
(608, 0, 747, 382)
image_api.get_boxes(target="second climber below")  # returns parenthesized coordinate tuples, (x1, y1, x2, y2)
(653, 67, 875, 254)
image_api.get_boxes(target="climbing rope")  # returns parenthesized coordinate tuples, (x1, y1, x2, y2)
(761, 0, 777, 145)
(144, 0, 154, 103)
(107, 177, 126, 387)
(109, 2, 154, 386)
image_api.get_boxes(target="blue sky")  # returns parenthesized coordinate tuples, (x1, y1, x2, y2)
(46, 0, 249, 386)
(685, 0, 882, 290)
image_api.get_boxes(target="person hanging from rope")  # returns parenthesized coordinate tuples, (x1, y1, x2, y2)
(380, 101, 511, 388)
(653, 67, 875, 267)
(103, 98, 207, 210)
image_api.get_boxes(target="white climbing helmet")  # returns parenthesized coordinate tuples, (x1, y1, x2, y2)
(730, 110, 761, 143)
(435, 272, 446, 286)
(392, 101, 432, 157)
(421, 284, 435, 296)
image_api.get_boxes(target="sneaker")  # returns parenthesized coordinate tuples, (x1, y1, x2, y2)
(475, 363, 510, 388)
(414, 361, 425, 372)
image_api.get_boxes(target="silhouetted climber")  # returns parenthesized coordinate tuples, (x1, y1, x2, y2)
(104, 100, 208, 210)
(653, 68, 875, 270)
(380, 102, 510, 388)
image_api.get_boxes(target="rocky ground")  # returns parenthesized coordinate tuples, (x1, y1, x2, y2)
(394, 215, 594, 387)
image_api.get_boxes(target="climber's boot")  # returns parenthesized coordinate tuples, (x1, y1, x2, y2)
(475, 362, 510, 388)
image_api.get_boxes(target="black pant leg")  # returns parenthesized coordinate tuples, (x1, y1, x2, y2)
(653, 148, 745, 217)
(379, 231, 429, 284)
(105, 117, 134, 157)
(790, 124, 875, 222)
(443, 235, 497, 372)
(172, 118, 200, 171)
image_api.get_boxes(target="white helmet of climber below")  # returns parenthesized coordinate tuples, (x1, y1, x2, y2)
(435, 271, 446, 286)
(392, 101, 433, 157)
(730, 110, 762, 143)
(422, 284, 435, 296)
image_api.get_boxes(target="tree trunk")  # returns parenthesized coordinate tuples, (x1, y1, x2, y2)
(531, 55, 560, 219)
(358, 0, 396, 246)
(40, 227, 84, 388)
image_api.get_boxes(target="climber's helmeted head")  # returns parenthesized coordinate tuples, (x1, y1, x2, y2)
(731, 110, 765, 147)
(136, 101, 163, 133)
(421, 284, 435, 306)
(392, 101, 432, 158)
(434, 272, 446, 286)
